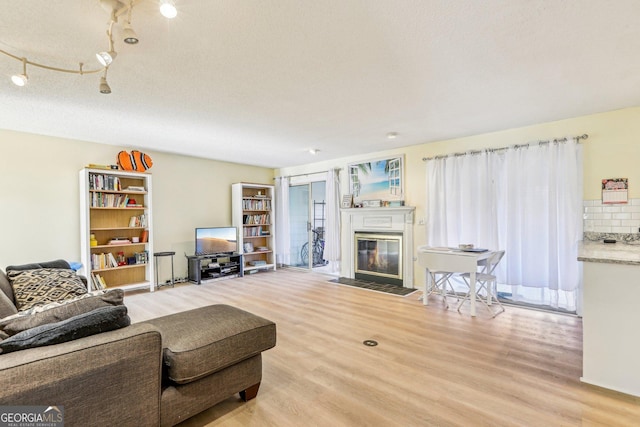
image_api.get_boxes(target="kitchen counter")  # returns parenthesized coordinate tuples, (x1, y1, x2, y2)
(578, 240, 640, 265)
(578, 239, 640, 397)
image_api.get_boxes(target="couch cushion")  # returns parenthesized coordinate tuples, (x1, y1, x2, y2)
(7, 268, 87, 311)
(0, 289, 124, 336)
(6, 259, 72, 272)
(145, 304, 276, 385)
(0, 305, 131, 354)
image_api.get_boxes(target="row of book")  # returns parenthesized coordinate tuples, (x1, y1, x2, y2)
(90, 273, 107, 290)
(90, 192, 133, 208)
(243, 226, 270, 237)
(91, 252, 119, 270)
(243, 214, 270, 225)
(242, 199, 272, 210)
(92, 252, 148, 270)
(89, 173, 122, 191)
(128, 214, 148, 228)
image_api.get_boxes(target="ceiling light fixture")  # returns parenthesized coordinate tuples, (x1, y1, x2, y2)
(123, 1, 139, 44)
(123, 23, 139, 44)
(386, 132, 398, 139)
(0, 0, 177, 93)
(99, 70, 112, 94)
(159, 0, 178, 19)
(309, 149, 319, 155)
(11, 58, 28, 87)
(96, 50, 117, 67)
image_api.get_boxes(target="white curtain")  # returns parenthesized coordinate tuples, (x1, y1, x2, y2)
(324, 168, 341, 273)
(426, 139, 583, 311)
(274, 176, 291, 267)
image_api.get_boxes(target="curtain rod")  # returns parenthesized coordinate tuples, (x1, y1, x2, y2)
(421, 133, 588, 161)
(274, 168, 342, 180)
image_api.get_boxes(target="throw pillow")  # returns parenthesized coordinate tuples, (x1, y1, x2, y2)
(7, 268, 87, 311)
(0, 305, 130, 354)
(0, 289, 124, 336)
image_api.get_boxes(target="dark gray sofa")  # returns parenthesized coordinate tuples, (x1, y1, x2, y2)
(0, 260, 276, 426)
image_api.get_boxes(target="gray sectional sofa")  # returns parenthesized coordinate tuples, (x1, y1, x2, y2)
(0, 260, 276, 426)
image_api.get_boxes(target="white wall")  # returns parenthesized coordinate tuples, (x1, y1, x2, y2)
(0, 130, 273, 281)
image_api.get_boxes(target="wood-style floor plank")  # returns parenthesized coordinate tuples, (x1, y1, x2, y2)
(124, 269, 640, 426)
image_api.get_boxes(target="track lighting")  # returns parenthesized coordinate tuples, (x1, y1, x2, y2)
(11, 58, 28, 87)
(123, 24, 139, 44)
(1, 0, 178, 93)
(96, 50, 117, 67)
(123, 2, 139, 44)
(99, 77, 112, 94)
(99, 70, 111, 94)
(159, 0, 177, 19)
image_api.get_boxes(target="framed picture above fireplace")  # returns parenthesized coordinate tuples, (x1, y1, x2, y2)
(348, 155, 404, 204)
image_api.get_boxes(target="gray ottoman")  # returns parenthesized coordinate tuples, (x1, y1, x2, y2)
(145, 304, 276, 426)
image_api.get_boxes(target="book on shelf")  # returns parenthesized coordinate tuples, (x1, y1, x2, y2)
(88, 164, 118, 170)
(88, 173, 122, 191)
(90, 192, 129, 208)
(91, 252, 120, 269)
(242, 214, 270, 225)
(109, 238, 131, 245)
(126, 186, 146, 192)
(128, 214, 147, 228)
(108, 253, 118, 267)
(91, 273, 107, 289)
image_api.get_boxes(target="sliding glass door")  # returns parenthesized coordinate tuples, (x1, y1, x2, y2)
(289, 184, 311, 268)
(288, 181, 327, 270)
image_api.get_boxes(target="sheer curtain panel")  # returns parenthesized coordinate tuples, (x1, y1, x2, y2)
(274, 176, 291, 267)
(324, 169, 341, 273)
(426, 139, 583, 311)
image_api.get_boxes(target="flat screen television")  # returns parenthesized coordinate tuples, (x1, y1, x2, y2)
(195, 227, 238, 256)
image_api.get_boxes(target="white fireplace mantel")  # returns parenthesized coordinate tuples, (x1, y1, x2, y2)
(341, 207, 415, 288)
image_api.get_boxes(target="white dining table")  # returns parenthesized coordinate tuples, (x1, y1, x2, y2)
(417, 245, 496, 317)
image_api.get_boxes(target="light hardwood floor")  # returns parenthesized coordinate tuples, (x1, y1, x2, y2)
(125, 269, 640, 426)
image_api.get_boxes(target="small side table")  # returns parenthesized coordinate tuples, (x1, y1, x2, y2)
(154, 251, 176, 289)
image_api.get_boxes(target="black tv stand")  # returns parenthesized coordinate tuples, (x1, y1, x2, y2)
(187, 253, 243, 284)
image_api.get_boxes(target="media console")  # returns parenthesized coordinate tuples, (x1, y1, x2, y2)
(187, 253, 243, 284)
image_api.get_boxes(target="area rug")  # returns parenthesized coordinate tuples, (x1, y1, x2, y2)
(329, 277, 418, 297)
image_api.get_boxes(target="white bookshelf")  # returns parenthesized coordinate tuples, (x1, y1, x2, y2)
(79, 168, 154, 292)
(232, 183, 276, 273)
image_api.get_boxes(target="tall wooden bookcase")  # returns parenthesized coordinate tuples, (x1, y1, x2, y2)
(232, 183, 276, 273)
(79, 168, 154, 292)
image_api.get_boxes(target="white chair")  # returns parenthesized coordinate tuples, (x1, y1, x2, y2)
(457, 250, 505, 317)
(424, 270, 458, 308)
(417, 249, 458, 309)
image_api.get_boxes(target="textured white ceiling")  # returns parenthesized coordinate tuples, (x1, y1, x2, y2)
(1, 1, 639, 168)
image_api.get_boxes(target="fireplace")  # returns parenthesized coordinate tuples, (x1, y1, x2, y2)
(355, 232, 403, 286)
(341, 206, 415, 288)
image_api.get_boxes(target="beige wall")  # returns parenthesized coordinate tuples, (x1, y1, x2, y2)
(276, 106, 640, 288)
(2, 107, 637, 286)
(0, 130, 273, 279)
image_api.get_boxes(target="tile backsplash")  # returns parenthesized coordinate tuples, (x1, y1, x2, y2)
(583, 199, 640, 234)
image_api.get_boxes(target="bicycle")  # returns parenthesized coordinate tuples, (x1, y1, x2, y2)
(300, 228, 328, 267)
